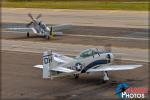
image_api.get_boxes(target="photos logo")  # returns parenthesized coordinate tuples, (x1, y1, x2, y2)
(115, 83, 148, 99)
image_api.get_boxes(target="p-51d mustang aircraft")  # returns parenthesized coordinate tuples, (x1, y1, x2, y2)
(34, 48, 142, 82)
(6, 13, 72, 39)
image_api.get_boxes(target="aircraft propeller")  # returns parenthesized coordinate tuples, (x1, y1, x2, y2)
(28, 13, 34, 20)
(104, 44, 122, 64)
(104, 44, 112, 53)
(26, 21, 33, 27)
(103, 44, 123, 63)
(36, 14, 42, 20)
(49, 26, 53, 36)
(26, 13, 42, 27)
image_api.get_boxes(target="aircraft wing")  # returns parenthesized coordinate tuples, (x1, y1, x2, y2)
(4, 28, 37, 33)
(51, 24, 72, 31)
(34, 65, 75, 73)
(86, 65, 142, 72)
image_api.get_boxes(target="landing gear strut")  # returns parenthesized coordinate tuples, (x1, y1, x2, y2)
(103, 71, 109, 83)
(74, 74, 79, 79)
(27, 32, 29, 38)
(46, 35, 50, 39)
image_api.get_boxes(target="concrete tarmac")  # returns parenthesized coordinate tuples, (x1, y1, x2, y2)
(1, 25, 149, 49)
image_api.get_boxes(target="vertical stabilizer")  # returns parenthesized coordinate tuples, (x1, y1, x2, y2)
(43, 51, 52, 79)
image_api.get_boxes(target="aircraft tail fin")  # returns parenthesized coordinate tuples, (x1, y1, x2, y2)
(43, 50, 54, 79)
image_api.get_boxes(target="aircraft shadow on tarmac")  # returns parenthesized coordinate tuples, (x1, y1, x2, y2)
(5, 34, 63, 41)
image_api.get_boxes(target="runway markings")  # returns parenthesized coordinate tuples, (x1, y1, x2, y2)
(65, 34, 149, 41)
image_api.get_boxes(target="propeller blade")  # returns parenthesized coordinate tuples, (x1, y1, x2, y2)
(49, 26, 53, 36)
(114, 54, 122, 64)
(104, 44, 112, 52)
(28, 13, 34, 20)
(36, 14, 42, 19)
(96, 48, 100, 56)
(50, 26, 53, 35)
(26, 21, 33, 27)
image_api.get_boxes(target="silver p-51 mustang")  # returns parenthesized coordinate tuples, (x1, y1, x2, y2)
(6, 13, 72, 39)
(34, 48, 142, 82)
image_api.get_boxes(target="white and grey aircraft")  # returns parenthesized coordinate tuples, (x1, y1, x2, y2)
(34, 48, 142, 82)
(6, 13, 72, 39)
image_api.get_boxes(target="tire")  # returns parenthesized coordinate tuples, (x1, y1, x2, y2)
(27, 32, 29, 38)
(102, 80, 107, 83)
(74, 74, 79, 79)
(46, 35, 50, 39)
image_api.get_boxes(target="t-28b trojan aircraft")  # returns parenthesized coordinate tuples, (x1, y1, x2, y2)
(34, 48, 142, 82)
(6, 13, 72, 39)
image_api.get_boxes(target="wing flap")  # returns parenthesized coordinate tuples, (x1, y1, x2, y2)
(87, 65, 142, 72)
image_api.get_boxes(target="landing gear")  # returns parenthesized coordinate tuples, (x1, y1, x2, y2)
(27, 32, 29, 38)
(74, 74, 79, 79)
(46, 35, 50, 39)
(103, 71, 109, 83)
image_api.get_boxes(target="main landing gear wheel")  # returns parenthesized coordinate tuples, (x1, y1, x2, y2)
(74, 74, 79, 79)
(27, 32, 29, 38)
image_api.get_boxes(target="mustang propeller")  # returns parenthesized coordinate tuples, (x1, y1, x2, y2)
(104, 44, 122, 64)
(26, 13, 42, 27)
(104, 44, 112, 53)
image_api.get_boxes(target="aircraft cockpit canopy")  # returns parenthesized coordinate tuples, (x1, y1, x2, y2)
(79, 48, 98, 58)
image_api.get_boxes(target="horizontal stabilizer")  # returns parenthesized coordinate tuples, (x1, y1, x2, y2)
(52, 24, 72, 31)
(51, 67, 75, 73)
(33, 65, 43, 69)
(33, 65, 74, 73)
(54, 32, 63, 36)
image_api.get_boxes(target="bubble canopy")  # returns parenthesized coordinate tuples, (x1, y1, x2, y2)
(79, 48, 98, 58)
